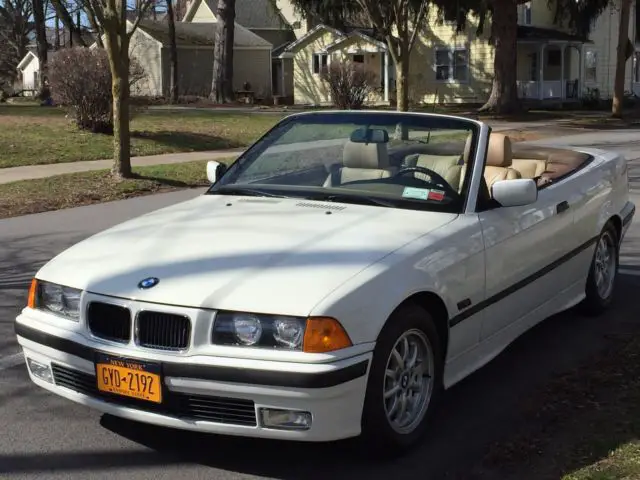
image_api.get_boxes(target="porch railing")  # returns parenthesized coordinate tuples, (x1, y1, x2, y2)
(516, 79, 580, 100)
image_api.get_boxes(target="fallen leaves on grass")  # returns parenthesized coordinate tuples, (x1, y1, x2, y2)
(456, 333, 640, 480)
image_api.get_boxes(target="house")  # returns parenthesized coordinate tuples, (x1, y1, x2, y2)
(281, 0, 640, 106)
(16, 27, 95, 95)
(182, 0, 297, 101)
(90, 19, 273, 99)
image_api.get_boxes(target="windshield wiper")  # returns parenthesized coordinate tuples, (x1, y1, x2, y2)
(209, 186, 290, 198)
(305, 193, 396, 208)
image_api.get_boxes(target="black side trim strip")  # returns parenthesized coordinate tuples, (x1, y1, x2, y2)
(14, 323, 369, 389)
(449, 236, 599, 328)
(623, 204, 636, 227)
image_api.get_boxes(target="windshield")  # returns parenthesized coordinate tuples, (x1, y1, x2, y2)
(208, 111, 479, 212)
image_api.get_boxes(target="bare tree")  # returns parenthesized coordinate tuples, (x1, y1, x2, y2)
(0, 0, 33, 92)
(50, 0, 87, 46)
(612, 0, 632, 117)
(210, 0, 235, 103)
(32, 0, 48, 96)
(82, 0, 153, 178)
(166, 0, 178, 103)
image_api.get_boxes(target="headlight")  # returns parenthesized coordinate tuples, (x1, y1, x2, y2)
(212, 312, 352, 353)
(28, 279, 82, 321)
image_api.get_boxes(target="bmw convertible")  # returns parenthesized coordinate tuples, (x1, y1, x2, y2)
(15, 110, 635, 453)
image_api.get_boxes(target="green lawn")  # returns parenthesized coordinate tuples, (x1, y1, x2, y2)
(0, 105, 284, 168)
(0, 158, 235, 218)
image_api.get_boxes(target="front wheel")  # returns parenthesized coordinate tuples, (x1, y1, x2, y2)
(360, 303, 443, 455)
(578, 223, 619, 315)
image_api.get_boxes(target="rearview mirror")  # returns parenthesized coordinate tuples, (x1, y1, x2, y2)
(206, 161, 227, 184)
(492, 178, 538, 207)
(350, 127, 389, 144)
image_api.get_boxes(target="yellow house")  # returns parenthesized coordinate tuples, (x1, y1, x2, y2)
(278, 0, 640, 106)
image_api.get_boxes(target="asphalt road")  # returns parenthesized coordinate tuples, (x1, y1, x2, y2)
(2, 132, 640, 479)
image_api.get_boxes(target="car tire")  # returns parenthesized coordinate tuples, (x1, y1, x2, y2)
(359, 302, 444, 457)
(578, 222, 619, 316)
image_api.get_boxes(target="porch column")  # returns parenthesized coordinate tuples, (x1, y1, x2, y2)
(560, 44, 565, 99)
(538, 44, 546, 100)
(384, 51, 389, 103)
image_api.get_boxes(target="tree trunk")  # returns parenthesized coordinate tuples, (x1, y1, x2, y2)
(106, 33, 132, 178)
(479, 0, 520, 114)
(612, 0, 632, 118)
(32, 0, 48, 98)
(50, 0, 87, 47)
(167, 0, 179, 104)
(210, 0, 236, 103)
(395, 55, 410, 112)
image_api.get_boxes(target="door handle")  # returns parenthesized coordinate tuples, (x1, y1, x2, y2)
(556, 201, 570, 214)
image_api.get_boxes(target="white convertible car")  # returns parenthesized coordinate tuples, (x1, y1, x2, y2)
(15, 111, 635, 453)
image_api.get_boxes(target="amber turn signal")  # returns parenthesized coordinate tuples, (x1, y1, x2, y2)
(302, 317, 352, 353)
(27, 278, 38, 309)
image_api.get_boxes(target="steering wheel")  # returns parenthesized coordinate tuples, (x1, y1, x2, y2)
(392, 167, 458, 198)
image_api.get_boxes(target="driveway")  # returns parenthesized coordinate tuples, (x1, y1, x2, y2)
(1, 131, 639, 479)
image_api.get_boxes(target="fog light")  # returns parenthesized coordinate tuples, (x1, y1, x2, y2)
(26, 357, 53, 384)
(259, 408, 312, 431)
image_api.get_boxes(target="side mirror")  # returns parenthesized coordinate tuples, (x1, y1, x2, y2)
(492, 178, 538, 207)
(206, 160, 227, 184)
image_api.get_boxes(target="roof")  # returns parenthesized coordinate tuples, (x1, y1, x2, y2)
(183, 0, 290, 30)
(280, 24, 388, 57)
(136, 19, 272, 48)
(324, 29, 387, 52)
(280, 23, 345, 56)
(517, 25, 590, 43)
(17, 51, 37, 71)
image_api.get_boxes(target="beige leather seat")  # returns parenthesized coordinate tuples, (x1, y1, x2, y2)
(457, 132, 521, 195)
(511, 158, 547, 179)
(324, 140, 395, 187)
(406, 154, 463, 187)
(482, 133, 522, 190)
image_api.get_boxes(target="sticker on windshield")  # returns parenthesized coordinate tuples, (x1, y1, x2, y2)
(427, 189, 445, 201)
(402, 187, 430, 200)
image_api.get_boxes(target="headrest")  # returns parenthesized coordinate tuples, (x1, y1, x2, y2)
(343, 140, 390, 169)
(462, 133, 473, 163)
(486, 133, 513, 167)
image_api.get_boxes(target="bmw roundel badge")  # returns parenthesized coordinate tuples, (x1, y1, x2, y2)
(138, 277, 160, 289)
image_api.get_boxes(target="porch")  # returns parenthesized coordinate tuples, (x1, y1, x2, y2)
(515, 26, 587, 101)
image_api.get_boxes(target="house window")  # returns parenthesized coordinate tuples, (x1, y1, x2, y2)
(634, 52, 640, 83)
(352, 54, 365, 63)
(312, 53, 328, 74)
(585, 49, 597, 83)
(435, 47, 469, 82)
(33, 71, 38, 88)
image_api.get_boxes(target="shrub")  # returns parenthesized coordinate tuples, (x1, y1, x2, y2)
(321, 61, 377, 110)
(49, 47, 147, 134)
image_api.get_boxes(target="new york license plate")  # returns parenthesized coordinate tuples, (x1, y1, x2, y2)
(95, 354, 162, 403)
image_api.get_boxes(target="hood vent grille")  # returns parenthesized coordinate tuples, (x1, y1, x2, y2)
(295, 202, 346, 211)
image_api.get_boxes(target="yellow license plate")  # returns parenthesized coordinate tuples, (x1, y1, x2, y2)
(95, 355, 162, 403)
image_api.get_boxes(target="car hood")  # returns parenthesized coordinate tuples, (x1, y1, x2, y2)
(36, 194, 457, 316)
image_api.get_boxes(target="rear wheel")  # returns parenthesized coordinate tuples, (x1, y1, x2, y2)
(579, 222, 619, 315)
(360, 303, 443, 456)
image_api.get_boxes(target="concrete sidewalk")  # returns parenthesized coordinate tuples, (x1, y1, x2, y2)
(0, 148, 244, 185)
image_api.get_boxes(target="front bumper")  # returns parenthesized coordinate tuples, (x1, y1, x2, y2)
(15, 316, 372, 442)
